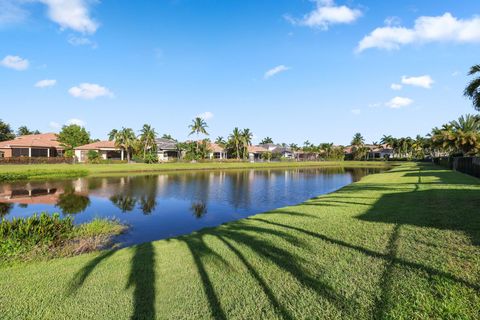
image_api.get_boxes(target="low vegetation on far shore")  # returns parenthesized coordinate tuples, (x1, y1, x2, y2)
(0, 213, 126, 264)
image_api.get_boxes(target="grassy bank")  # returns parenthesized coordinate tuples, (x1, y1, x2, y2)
(0, 161, 391, 181)
(0, 214, 126, 264)
(1, 163, 479, 319)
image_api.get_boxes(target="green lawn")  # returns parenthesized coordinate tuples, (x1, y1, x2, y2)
(0, 161, 389, 180)
(1, 163, 479, 319)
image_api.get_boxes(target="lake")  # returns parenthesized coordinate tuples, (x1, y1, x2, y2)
(0, 167, 383, 246)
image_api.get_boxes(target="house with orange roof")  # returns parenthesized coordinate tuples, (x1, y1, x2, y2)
(0, 133, 64, 158)
(247, 145, 269, 161)
(74, 140, 124, 162)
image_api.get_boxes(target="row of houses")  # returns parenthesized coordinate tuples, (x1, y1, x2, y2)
(0, 133, 394, 162)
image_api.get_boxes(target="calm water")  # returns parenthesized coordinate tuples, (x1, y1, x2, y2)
(0, 167, 382, 246)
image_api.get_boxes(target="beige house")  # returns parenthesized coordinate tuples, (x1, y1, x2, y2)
(0, 133, 64, 158)
(74, 141, 124, 162)
(208, 143, 227, 159)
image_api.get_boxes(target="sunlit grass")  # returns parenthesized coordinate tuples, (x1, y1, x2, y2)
(0, 163, 478, 319)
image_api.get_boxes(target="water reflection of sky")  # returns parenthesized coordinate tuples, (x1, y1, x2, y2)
(0, 167, 382, 246)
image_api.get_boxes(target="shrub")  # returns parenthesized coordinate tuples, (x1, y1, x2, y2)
(143, 153, 159, 164)
(0, 173, 28, 182)
(0, 213, 73, 245)
(87, 150, 100, 163)
(0, 157, 74, 165)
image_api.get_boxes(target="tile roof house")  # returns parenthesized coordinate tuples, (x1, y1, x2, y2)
(74, 140, 124, 162)
(208, 143, 227, 159)
(0, 133, 64, 158)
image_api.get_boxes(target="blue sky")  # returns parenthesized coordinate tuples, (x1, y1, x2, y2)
(1, 0, 479, 145)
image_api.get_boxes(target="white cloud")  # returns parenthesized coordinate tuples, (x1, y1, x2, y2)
(34, 79, 57, 88)
(368, 102, 382, 108)
(67, 35, 97, 47)
(198, 111, 214, 120)
(286, 0, 362, 30)
(401, 75, 434, 88)
(390, 83, 402, 90)
(68, 83, 114, 100)
(1, 55, 29, 70)
(264, 65, 290, 79)
(351, 108, 361, 115)
(40, 0, 98, 33)
(357, 13, 480, 52)
(0, 0, 29, 25)
(49, 121, 61, 129)
(386, 96, 413, 109)
(452, 70, 460, 77)
(66, 118, 85, 126)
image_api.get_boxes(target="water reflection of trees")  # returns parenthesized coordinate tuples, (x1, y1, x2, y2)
(109, 175, 158, 214)
(0, 203, 13, 218)
(190, 201, 208, 219)
(56, 188, 91, 214)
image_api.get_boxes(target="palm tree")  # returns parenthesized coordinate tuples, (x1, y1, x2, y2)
(229, 127, 243, 160)
(215, 136, 226, 146)
(464, 65, 480, 111)
(431, 115, 480, 156)
(114, 127, 136, 162)
(139, 124, 157, 158)
(351, 133, 367, 160)
(108, 129, 118, 141)
(241, 129, 253, 159)
(188, 117, 209, 156)
(260, 137, 273, 144)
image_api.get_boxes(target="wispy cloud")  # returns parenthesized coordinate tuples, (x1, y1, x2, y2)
(66, 118, 85, 126)
(0, 0, 29, 25)
(386, 96, 413, 109)
(390, 83, 402, 90)
(351, 108, 361, 115)
(401, 75, 434, 89)
(68, 83, 114, 100)
(357, 13, 480, 52)
(49, 121, 61, 129)
(34, 79, 57, 88)
(264, 65, 290, 79)
(197, 111, 214, 120)
(1, 55, 29, 70)
(67, 35, 97, 48)
(285, 0, 362, 30)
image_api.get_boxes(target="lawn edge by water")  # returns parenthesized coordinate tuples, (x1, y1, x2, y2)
(0, 161, 393, 181)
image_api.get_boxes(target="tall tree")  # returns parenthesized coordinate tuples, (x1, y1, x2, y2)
(351, 133, 367, 160)
(16, 126, 40, 136)
(0, 119, 15, 142)
(162, 134, 175, 140)
(260, 137, 273, 144)
(139, 124, 157, 158)
(114, 127, 137, 162)
(229, 127, 243, 159)
(241, 129, 253, 159)
(464, 64, 480, 111)
(188, 117, 209, 156)
(108, 129, 118, 141)
(57, 124, 90, 155)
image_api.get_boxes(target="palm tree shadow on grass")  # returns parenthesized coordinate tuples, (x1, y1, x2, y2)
(67, 249, 117, 296)
(179, 222, 359, 319)
(126, 242, 156, 320)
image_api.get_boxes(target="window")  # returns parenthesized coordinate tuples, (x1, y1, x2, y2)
(12, 148, 29, 157)
(31, 148, 48, 157)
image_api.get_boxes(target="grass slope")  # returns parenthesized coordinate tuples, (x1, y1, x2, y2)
(0, 163, 479, 319)
(0, 161, 389, 180)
